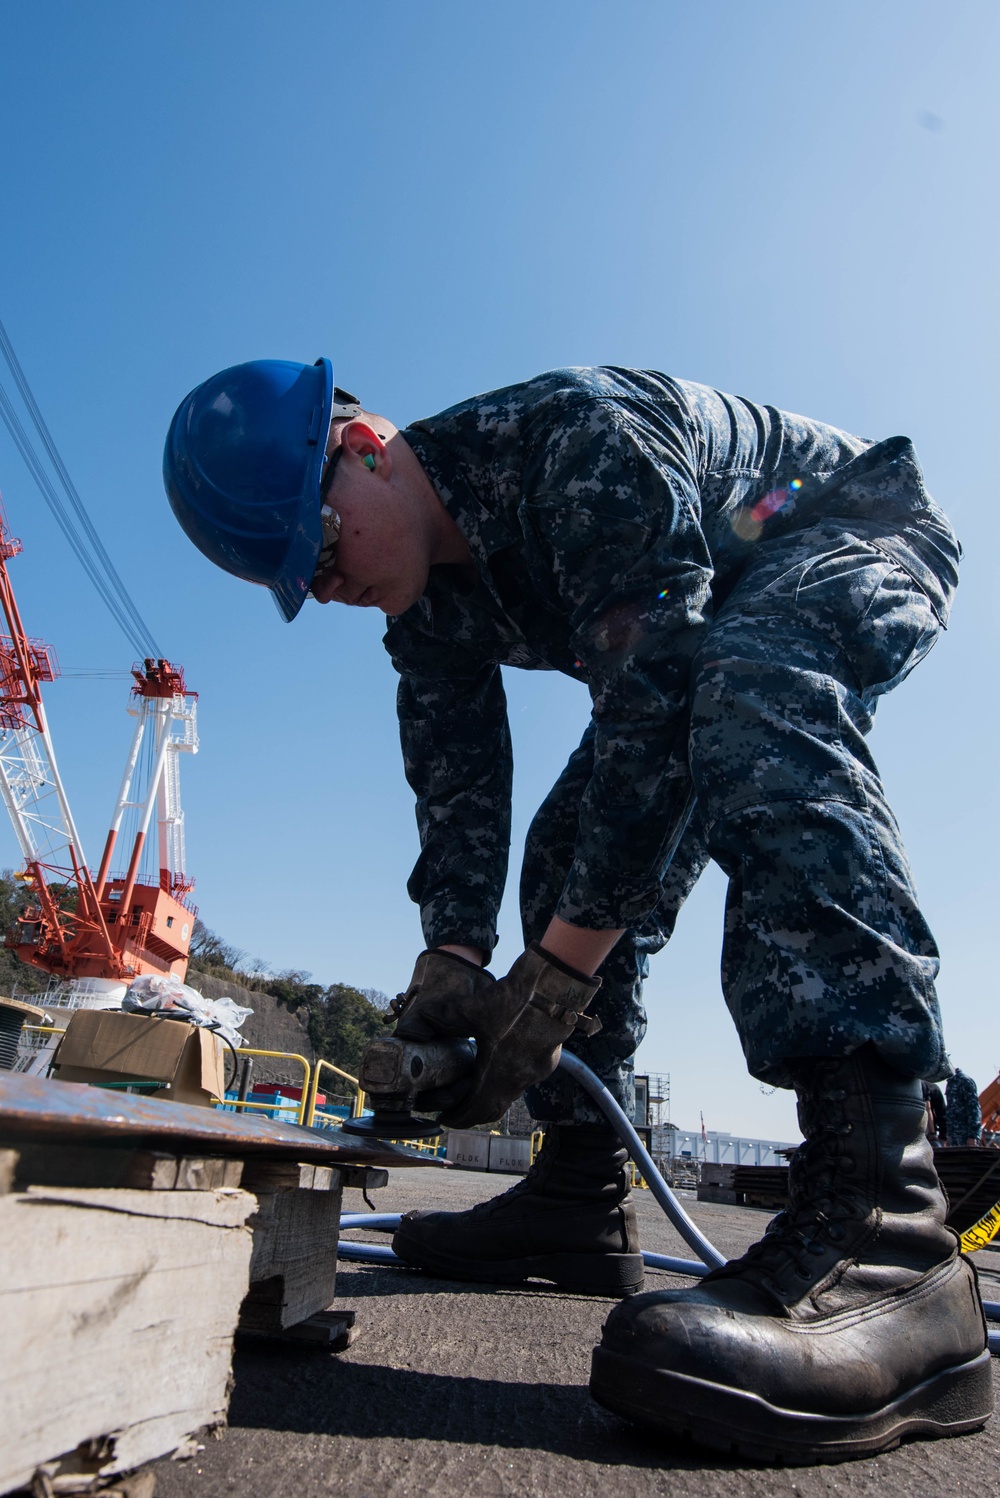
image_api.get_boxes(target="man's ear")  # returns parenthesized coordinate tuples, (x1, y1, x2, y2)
(340, 419, 392, 478)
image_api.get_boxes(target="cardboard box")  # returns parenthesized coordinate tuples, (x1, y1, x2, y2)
(53, 1009, 226, 1108)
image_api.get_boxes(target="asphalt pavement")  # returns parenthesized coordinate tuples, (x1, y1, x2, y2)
(152, 1163, 1000, 1498)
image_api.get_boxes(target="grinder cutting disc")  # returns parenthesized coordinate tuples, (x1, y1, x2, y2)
(342, 1111, 444, 1140)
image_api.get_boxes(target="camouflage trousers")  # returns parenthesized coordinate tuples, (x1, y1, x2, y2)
(524, 505, 960, 1124)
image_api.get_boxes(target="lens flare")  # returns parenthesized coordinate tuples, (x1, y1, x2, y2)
(731, 478, 803, 542)
(752, 489, 787, 522)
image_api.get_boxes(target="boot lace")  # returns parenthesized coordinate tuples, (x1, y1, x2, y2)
(460, 1153, 550, 1218)
(708, 1074, 863, 1286)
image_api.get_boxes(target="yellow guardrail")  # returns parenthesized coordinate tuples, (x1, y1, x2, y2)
(628, 1161, 649, 1190)
(306, 1057, 366, 1128)
(232, 1048, 312, 1125)
(24, 1031, 339, 1133)
(394, 1134, 443, 1155)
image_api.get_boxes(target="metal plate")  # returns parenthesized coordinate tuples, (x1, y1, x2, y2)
(0, 1071, 438, 1167)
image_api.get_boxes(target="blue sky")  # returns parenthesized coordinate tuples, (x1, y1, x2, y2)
(0, 1, 996, 1138)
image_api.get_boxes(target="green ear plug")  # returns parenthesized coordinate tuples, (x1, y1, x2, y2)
(363, 453, 376, 471)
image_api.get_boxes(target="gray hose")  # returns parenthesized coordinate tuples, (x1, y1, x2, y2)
(338, 1050, 724, 1272)
(558, 1051, 726, 1270)
(336, 1052, 1000, 1353)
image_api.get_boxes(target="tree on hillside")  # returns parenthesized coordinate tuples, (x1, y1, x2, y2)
(306, 983, 387, 1076)
(187, 916, 389, 1074)
(188, 918, 247, 975)
(0, 869, 54, 997)
(0, 899, 394, 1072)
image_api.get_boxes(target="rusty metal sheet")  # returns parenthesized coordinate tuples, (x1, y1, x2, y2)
(0, 1071, 441, 1167)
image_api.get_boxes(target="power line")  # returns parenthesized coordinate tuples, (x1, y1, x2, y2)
(0, 317, 162, 659)
(0, 380, 149, 650)
(59, 669, 134, 679)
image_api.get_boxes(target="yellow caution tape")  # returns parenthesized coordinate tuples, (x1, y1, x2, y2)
(960, 1200, 1000, 1254)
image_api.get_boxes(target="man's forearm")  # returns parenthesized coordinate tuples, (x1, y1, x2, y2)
(437, 943, 488, 966)
(438, 918, 622, 979)
(539, 915, 623, 977)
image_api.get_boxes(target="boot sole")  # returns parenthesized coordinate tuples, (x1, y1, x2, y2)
(589, 1346, 994, 1464)
(391, 1229, 645, 1297)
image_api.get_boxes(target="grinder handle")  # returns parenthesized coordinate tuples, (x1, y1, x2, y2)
(358, 1035, 476, 1095)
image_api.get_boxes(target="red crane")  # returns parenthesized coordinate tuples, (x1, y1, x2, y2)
(0, 499, 199, 986)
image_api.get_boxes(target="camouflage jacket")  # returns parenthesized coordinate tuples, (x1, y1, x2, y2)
(384, 367, 936, 956)
(946, 1070, 982, 1145)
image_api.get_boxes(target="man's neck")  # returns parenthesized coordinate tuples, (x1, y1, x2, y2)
(393, 432, 473, 568)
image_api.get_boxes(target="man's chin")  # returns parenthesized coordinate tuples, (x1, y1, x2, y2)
(380, 584, 426, 616)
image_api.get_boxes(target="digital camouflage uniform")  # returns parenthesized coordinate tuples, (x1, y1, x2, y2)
(945, 1069, 982, 1145)
(384, 369, 960, 1124)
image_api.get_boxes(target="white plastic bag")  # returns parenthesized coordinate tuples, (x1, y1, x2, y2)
(122, 974, 253, 1047)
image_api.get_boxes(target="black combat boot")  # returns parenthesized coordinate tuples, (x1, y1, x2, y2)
(591, 1045, 992, 1463)
(392, 1121, 644, 1296)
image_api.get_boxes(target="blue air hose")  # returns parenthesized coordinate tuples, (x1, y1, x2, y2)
(336, 1051, 1000, 1352)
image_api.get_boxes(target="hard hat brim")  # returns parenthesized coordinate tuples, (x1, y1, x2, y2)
(267, 357, 334, 622)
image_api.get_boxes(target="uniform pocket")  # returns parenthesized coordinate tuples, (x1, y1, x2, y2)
(850, 564, 941, 705)
(724, 527, 943, 706)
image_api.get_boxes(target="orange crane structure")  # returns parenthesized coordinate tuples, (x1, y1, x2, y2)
(979, 1074, 1000, 1137)
(0, 501, 198, 989)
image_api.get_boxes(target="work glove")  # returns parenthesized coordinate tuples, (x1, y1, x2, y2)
(385, 949, 496, 1116)
(388, 948, 497, 1040)
(390, 943, 602, 1130)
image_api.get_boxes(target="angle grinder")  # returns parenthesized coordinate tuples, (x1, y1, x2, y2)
(341, 1034, 476, 1139)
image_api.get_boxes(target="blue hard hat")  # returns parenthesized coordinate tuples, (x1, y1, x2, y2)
(163, 357, 361, 622)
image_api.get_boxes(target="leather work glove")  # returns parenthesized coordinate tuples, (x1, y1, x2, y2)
(386, 949, 497, 1115)
(389, 948, 498, 1040)
(390, 943, 602, 1130)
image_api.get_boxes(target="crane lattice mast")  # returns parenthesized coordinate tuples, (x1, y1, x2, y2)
(0, 497, 199, 982)
(93, 657, 199, 912)
(0, 506, 117, 973)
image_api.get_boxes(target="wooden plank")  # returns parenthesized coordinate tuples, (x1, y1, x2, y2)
(237, 1308, 358, 1352)
(241, 1159, 337, 1193)
(730, 1151, 1000, 1232)
(18, 1182, 255, 1226)
(742, 1191, 785, 1210)
(239, 1160, 387, 1194)
(935, 1148, 1000, 1232)
(699, 1163, 735, 1187)
(175, 1156, 244, 1190)
(0, 1069, 436, 1168)
(239, 1181, 344, 1333)
(696, 1186, 739, 1204)
(12, 1142, 244, 1192)
(341, 1165, 389, 1191)
(0, 1148, 16, 1195)
(0, 1186, 255, 1493)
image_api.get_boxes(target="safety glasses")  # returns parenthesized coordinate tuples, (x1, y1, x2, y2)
(310, 447, 343, 590)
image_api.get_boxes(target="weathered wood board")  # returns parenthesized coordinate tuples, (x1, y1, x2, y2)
(239, 1161, 344, 1332)
(12, 1141, 246, 1191)
(0, 1183, 256, 1494)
